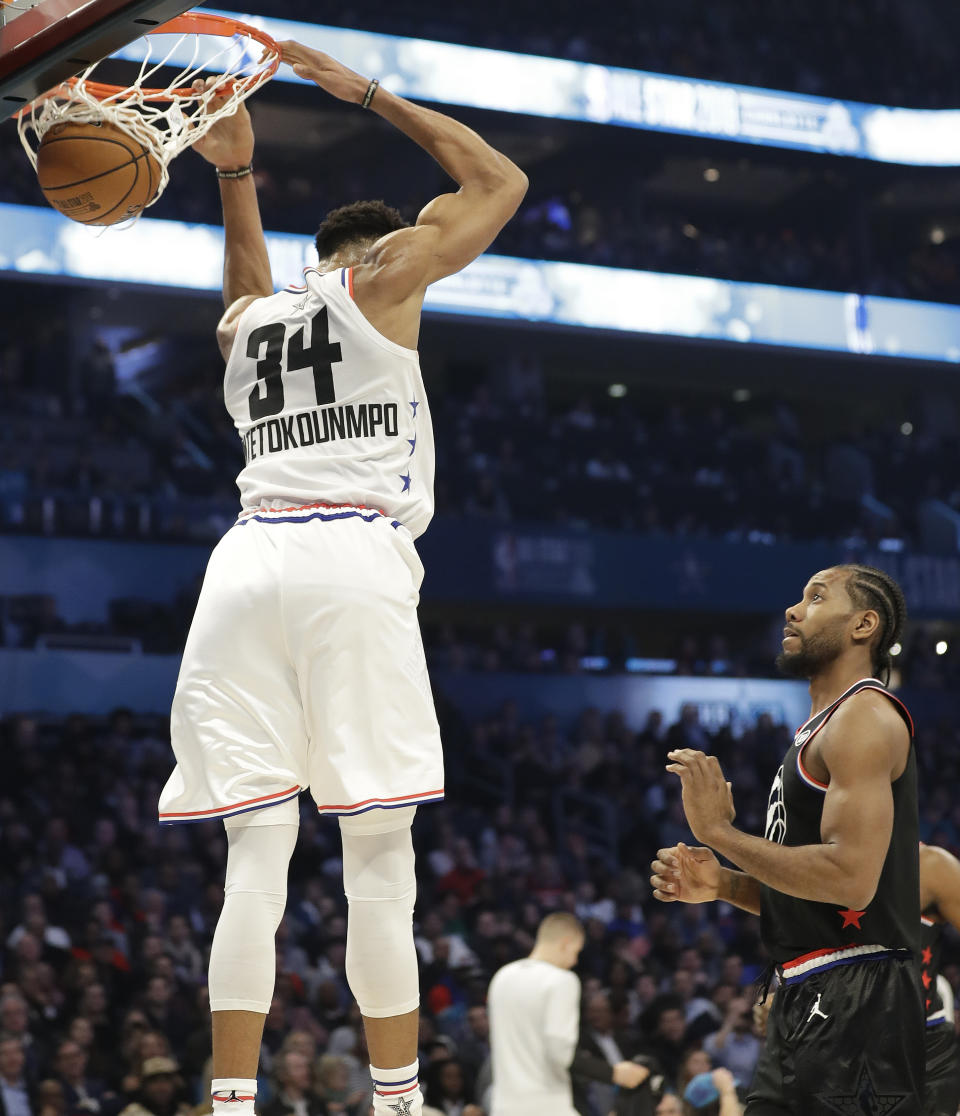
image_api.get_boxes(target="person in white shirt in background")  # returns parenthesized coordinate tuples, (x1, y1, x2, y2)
(487, 913, 648, 1116)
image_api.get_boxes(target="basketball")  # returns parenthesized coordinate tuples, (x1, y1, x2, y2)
(36, 120, 162, 226)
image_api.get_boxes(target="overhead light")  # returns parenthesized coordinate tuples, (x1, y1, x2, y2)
(682, 223, 699, 239)
(900, 421, 913, 436)
(732, 388, 751, 403)
(936, 640, 948, 656)
(704, 167, 720, 182)
(931, 227, 946, 245)
(608, 383, 627, 398)
(889, 642, 902, 657)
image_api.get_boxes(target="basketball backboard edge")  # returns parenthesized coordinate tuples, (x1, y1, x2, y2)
(1, 0, 197, 119)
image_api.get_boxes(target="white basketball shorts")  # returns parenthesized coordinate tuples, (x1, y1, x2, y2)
(158, 505, 444, 826)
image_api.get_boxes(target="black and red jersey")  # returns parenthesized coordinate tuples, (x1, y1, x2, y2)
(760, 678, 919, 976)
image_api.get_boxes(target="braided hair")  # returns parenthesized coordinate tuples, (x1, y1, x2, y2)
(840, 564, 907, 685)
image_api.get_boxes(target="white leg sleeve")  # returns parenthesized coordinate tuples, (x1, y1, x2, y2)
(208, 820, 299, 1013)
(340, 807, 419, 1019)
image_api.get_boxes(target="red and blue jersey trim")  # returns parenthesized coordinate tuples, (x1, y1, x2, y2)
(237, 501, 401, 530)
(779, 942, 904, 985)
(340, 267, 354, 298)
(284, 265, 323, 294)
(159, 785, 301, 825)
(316, 788, 445, 817)
(794, 680, 914, 794)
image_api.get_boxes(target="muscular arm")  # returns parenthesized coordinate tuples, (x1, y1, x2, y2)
(704, 696, 909, 911)
(366, 87, 528, 287)
(219, 174, 273, 308)
(279, 43, 527, 298)
(718, 869, 763, 916)
(190, 89, 273, 358)
(213, 178, 272, 360)
(921, 845, 960, 930)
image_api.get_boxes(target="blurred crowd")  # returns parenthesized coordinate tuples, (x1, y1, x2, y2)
(4, 334, 960, 554)
(0, 699, 958, 1115)
(497, 190, 960, 308)
(232, 0, 959, 109)
(4, 123, 959, 308)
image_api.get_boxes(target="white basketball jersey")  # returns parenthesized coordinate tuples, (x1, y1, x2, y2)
(223, 266, 435, 539)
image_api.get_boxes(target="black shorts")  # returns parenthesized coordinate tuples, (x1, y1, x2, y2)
(924, 1022, 960, 1116)
(746, 957, 925, 1116)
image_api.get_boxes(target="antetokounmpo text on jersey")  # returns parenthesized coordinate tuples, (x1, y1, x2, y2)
(240, 402, 400, 464)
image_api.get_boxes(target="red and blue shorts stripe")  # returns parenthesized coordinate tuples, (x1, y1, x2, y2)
(779, 943, 899, 985)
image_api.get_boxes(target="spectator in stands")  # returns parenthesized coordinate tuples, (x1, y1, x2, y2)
(683, 1068, 742, 1116)
(53, 1040, 114, 1116)
(655, 1097, 682, 1116)
(574, 990, 648, 1115)
(0, 1037, 33, 1116)
(644, 999, 689, 1093)
(116, 1059, 188, 1116)
(421, 1058, 474, 1115)
(34, 1080, 64, 1116)
(7, 898, 70, 959)
(454, 1007, 489, 1091)
(313, 1054, 366, 1116)
(702, 997, 760, 1088)
(259, 1051, 323, 1116)
(0, 998, 41, 1081)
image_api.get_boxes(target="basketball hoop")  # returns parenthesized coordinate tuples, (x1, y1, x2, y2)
(16, 12, 280, 219)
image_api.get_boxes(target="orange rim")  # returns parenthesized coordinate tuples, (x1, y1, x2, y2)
(33, 12, 279, 105)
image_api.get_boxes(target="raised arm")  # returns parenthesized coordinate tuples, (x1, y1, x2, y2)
(279, 42, 528, 294)
(668, 693, 910, 910)
(921, 844, 960, 930)
(191, 86, 274, 357)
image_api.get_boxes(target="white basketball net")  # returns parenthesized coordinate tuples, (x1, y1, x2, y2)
(17, 15, 278, 218)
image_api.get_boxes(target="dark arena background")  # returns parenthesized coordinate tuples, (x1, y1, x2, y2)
(3, 1, 960, 1114)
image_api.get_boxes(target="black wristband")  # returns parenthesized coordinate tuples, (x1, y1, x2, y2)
(361, 78, 380, 109)
(216, 164, 253, 179)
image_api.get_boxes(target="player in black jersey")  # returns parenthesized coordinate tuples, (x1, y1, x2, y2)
(919, 843, 960, 1116)
(650, 564, 923, 1115)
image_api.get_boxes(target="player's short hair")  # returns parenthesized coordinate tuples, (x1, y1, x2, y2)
(314, 200, 409, 260)
(840, 564, 907, 684)
(536, 912, 584, 944)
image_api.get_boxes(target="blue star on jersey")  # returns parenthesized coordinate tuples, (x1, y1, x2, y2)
(409, 399, 419, 416)
(400, 473, 412, 493)
(407, 437, 417, 455)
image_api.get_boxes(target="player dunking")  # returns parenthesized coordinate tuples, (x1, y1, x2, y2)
(650, 565, 924, 1114)
(157, 43, 527, 1116)
(919, 843, 960, 1116)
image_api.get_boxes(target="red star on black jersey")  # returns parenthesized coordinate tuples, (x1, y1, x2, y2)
(839, 908, 865, 929)
(922, 947, 933, 966)
(922, 971, 932, 990)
